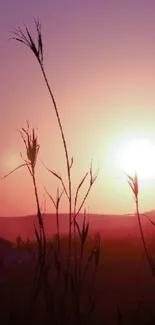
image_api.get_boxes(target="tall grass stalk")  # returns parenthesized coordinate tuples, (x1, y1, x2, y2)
(127, 172, 155, 278)
(44, 185, 64, 254)
(12, 18, 72, 274)
(4, 19, 101, 324)
(2, 122, 48, 314)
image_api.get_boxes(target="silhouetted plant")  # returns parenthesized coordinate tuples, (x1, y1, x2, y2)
(127, 172, 155, 278)
(44, 185, 64, 255)
(2, 18, 101, 325)
(15, 234, 22, 248)
(2, 122, 47, 314)
(12, 19, 73, 274)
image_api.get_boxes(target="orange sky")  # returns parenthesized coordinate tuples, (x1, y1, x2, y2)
(1, 1, 155, 216)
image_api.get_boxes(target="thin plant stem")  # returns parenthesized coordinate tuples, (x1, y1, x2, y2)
(38, 59, 72, 273)
(127, 172, 154, 277)
(135, 197, 152, 272)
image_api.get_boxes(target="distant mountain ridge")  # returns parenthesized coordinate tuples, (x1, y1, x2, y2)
(0, 211, 155, 242)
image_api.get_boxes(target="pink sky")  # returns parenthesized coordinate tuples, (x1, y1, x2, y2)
(1, 1, 155, 216)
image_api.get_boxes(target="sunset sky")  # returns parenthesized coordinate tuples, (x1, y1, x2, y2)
(1, 0, 155, 216)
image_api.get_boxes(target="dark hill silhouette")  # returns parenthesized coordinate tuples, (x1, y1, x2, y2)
(0, 211, 154, 242)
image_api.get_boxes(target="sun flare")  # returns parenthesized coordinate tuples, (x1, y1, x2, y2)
(116, 138, 155, 180)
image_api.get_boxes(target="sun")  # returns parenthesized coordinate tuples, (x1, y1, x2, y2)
(116, 138, 155, 180)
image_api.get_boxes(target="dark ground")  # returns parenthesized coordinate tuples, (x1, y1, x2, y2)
(0, 213, 155, 324)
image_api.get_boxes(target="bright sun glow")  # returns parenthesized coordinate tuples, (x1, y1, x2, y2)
(116, 138, 155, 180)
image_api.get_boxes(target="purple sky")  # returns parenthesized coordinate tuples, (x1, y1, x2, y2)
(1, 1, 155, 216)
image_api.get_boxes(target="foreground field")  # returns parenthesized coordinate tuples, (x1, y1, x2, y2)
(0, 213, 155, 324)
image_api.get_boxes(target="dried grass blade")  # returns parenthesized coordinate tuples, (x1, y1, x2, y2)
(1, 163, 27, 179)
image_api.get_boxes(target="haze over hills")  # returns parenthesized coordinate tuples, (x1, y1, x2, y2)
(0, 211, 155, 242)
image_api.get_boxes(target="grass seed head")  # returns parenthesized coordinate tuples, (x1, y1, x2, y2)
(127, 172, 139, 200)
(12, 18, 43, 65)
(19, 121, 39, 170)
